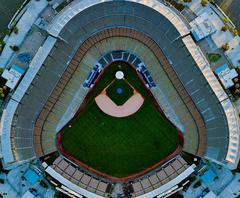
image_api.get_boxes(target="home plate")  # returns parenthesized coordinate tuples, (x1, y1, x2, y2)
(115, 71, 124, 80)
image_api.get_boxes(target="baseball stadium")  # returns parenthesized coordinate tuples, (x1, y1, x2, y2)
(0, 0, 240, 198)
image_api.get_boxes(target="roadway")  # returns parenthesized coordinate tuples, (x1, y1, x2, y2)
(215, 0, 240, 30)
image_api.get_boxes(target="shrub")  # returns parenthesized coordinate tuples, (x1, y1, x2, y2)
(4, 29, 11, 36)
(221, 25, 228, 32)
(189, 175, 197, 182)
(0, 68, 4, 75)
(39, 180, 48, 188)
(0, 163, 8, 174)
(54, 191, 61, 198)
(214, 176, 219, 181)
(0, 40, 5, 53)
(193, 180, 201, 188)
(12, 26, 18, 34)
(0, 179, 4, 184)
(10, 45, 19, 51)
(207, 53, 221, 63)
(29, 188, 37, 193)
(0, 40, 5, 46)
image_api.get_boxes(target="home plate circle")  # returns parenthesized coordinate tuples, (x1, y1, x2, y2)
(115, 71, 124, 80)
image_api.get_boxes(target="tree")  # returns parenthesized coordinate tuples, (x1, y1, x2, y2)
(233, 78, 239, 83)
(0, 93, 5, 99)
(235, 89, 240, 94)
(229, 27, 238, 37)
(236, 66, 240, 74)
(201, 0, 209, 6)
(223, 17, 229, 24)
(221, 43, 230, 51)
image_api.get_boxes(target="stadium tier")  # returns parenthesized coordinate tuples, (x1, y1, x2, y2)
(1, 0, 239, 197)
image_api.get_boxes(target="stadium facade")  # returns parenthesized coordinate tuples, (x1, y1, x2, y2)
(1, 0, 240, 197)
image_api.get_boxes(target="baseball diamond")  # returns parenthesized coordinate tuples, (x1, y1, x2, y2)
(57, 62, 182, 179)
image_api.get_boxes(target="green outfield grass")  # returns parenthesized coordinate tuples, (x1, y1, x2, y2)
(60, 62, 179, 177)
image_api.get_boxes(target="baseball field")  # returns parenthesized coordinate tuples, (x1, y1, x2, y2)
(59, 62, 180, 178)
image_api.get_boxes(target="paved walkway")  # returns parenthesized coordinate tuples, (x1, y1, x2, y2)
(0, 173, 19, 198)
(0, 0, 48, 68)
(218, 173, 240, 198)
(9, 26, 46, 71)
(183, 163, 234, 197)
(7, 163, 55, 198)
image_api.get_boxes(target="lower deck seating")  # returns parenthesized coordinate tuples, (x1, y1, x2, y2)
(131, 156, 188, 197)
(52, 157, 113, 197)
(33, 28, 206, 161)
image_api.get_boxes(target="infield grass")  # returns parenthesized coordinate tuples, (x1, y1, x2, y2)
(106, 79, 133, 105)
(60, 62, 179, 177)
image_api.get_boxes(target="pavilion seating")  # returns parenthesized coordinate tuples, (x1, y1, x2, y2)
(131, 156, 188, 197)
(51, 157, 112, 197)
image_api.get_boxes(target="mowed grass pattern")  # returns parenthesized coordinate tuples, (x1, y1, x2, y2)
(61, 62, 179, 177)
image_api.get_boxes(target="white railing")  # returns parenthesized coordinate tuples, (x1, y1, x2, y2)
(47, 0, 189, 37)
(182, 35, 240, 169)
